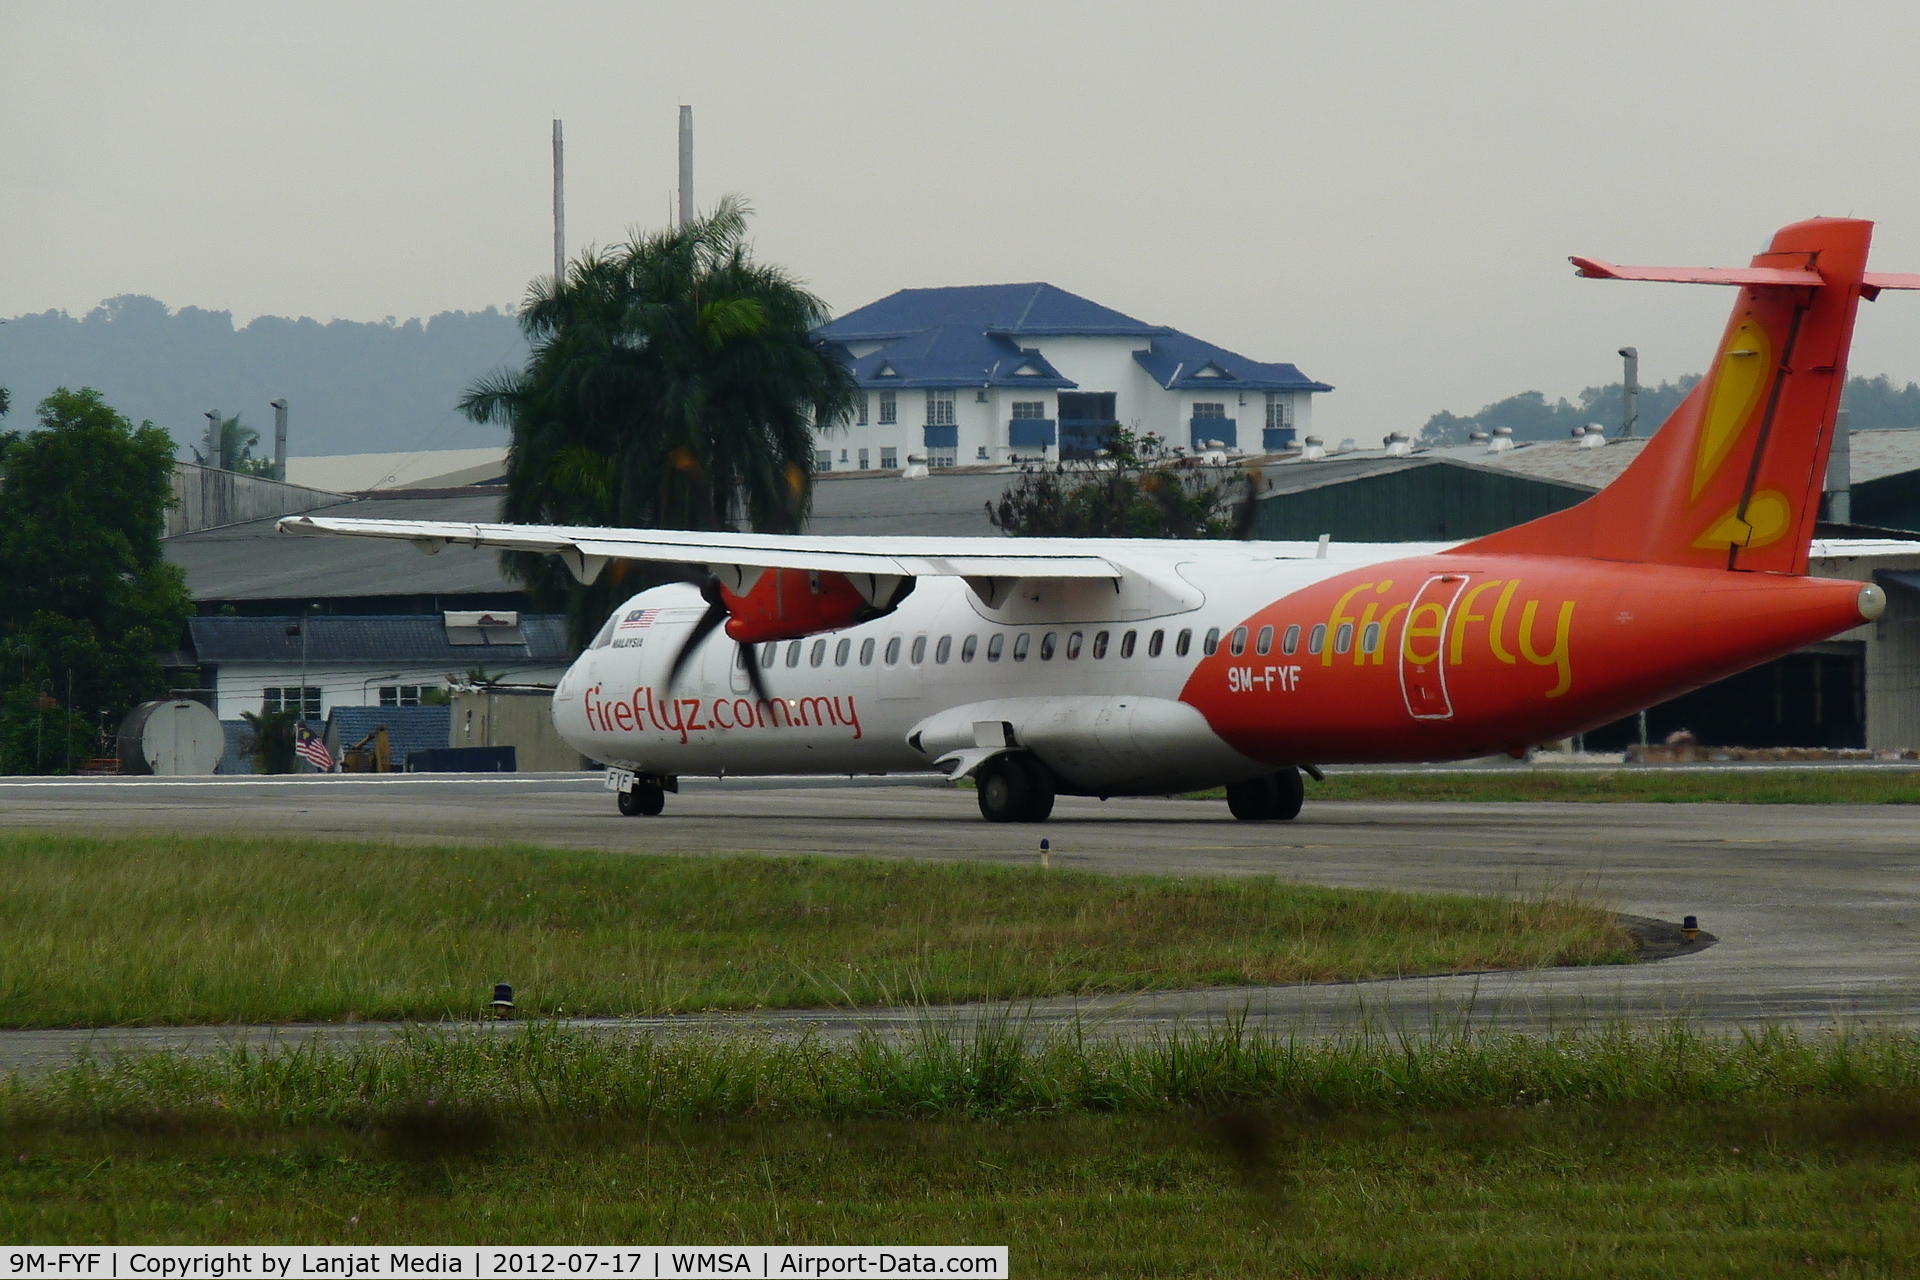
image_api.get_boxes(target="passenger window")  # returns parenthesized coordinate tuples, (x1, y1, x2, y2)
(1361, 621, 1381, 654)
(1119, 630, 1136, 658)
(1308, 624, 1326, 654)
(884, 636, 902, 665)
(834, 638, 851, 666)
(1148, 630, 1165, 658)
(809, 638, 826, 667)
(1335, 622, 1354, 654)
(860, 637, 876, 665)
(1065, 632, 1083, 659)
(1013, 633, 1031, 661)
(910, 635, 927, 664)
(1282, 625, 1300, 655)
(935, 635, 952, 664)
(1092, 631, 1109, 659)
(988, 633, 1005, 662)
(735, 646, 749, 669)
(1256, 625, 1273, 656)
(1176, 628, 1193, 657)
(1040, 632, 1058, 660)
(961, 635, 978, 662)
(761, 642, 777, 668)
(1229, 626, 1248, 656)
(786, 640, 803, 668)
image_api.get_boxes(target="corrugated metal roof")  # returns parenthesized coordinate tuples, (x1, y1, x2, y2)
(166, 494, 516, 602)
(324, 705, 451, 760)
(188, 614, 571, 663)
(1843, 429, 1920, 484)
(818, 283, 1168, 342)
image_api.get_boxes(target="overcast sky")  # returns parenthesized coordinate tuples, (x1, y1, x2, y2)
(7, 1, 1920, 438)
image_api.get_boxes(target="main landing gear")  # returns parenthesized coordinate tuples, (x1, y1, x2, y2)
(977, 753, 1057, 823)
(1226, 766, 1305, 821)
(616, 779, 667, 817)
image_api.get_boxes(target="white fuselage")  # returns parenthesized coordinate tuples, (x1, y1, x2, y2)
(550, 539, 1441, 787)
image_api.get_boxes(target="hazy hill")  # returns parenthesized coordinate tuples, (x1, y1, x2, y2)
(0, 295, 527, 457)
(1419, 373, 1920, 446)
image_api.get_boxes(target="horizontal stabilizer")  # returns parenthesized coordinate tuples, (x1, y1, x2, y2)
(1861, 272, 1920, 299)
(1569, 257, 1824, 287)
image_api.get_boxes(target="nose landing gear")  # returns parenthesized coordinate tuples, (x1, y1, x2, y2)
(1226, 766, 1305, 821)
(976, 753, 1057, 823)
(617, 780, 666, 816)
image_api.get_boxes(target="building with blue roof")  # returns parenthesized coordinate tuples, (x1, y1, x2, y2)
(812, 283, 1331, 468)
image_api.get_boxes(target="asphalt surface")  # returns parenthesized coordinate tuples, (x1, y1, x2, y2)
(1, 772, 1916, 1069)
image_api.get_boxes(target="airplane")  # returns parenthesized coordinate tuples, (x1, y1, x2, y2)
(281, 217, 1919, 824)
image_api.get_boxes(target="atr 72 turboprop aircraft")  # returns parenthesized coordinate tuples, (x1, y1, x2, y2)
(283, 218, 1920, 824)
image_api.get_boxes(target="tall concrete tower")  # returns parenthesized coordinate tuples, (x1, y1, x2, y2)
(678, 105, 693, 228)
(552, 119, 566, 286)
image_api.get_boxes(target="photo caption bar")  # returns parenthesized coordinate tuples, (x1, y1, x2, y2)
(0, 1249, 1007, 1280)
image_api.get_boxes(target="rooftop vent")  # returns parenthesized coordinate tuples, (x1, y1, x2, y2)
(1487, 426, 1514, 454)
(1384, 431, 1413, 458)
(1301, 435, 1326, 461)
(1580, 424, 1607, 449)
(1468, 430, 1489, 443)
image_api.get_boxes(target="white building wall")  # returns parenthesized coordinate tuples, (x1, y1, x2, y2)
(211, 661, 570, 720)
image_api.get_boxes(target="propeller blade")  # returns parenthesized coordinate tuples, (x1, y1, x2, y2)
(664, 589, 729, 690)
(739, 640, 772, 702)
(1234, 466, 1263, 539)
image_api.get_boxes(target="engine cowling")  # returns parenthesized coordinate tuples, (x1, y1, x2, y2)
(719, 568, 914, 645)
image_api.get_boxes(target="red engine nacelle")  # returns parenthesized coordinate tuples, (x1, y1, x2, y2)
(720, 568, 911, 645)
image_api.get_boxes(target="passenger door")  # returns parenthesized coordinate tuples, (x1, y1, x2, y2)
(1399, 574, 1469, 720)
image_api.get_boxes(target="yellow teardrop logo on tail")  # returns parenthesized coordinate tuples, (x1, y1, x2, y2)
(1692, 320, 1772, 499)
(1692, 490, 1792, 550)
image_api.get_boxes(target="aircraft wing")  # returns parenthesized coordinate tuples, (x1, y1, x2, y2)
(275, 514, 1123, 585)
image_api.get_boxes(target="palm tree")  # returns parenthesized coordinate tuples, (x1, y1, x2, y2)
(192, 414, 268, 473)
(462, 196, 858, 644)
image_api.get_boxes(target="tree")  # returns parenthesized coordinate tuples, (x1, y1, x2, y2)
(0, 388, 192, 774)
(239, 708, 298, 774)
(1417, 378, 1703, 446)
(461, 197, 860, 645)
(191, 413, 274, 475)
(988, 428, 1245, 538)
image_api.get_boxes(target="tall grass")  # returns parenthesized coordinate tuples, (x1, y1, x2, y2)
(12, 1020, 1919, 1127)
(1304, 768, 1920, 804)
(0, 833, 1630, 1027)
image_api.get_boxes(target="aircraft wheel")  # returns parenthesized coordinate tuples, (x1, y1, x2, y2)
(1271, 766, 1305, 821)
(977, 757, 1032, 823)
(1018, 756, 1056, 822)
(1226, 774, 1280, 821)
(617, 782, 666, 817)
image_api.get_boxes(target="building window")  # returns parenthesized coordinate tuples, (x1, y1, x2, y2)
(814, 450, 832, 472)
(840, 449, 848, 463)
(926, 390, 955, 426)
(1011, 401, 1046, 419)
(857, 394, 869, 426)
(264, 686, 321, 718)
(880, 447, 898, 469)
(1193, 402, 1226, 419)
(378, 685, 423, 708)
(928, 450, 956, 469)
(878, 391, 897, 425)
(1265, 393, 1292, 429)
(858, 448, 869, 469)
(976, 445, 988, 460)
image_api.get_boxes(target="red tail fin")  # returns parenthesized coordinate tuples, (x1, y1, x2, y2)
(1456, 217, 1878, 574)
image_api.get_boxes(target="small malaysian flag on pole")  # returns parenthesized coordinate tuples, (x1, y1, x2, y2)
(295, 722, 335, 772)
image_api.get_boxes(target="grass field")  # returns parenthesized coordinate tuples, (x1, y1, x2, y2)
(0, 833, 1628, 1027)
(5, 1024, 1919, 1273)
(1281, 767, 1920, 805)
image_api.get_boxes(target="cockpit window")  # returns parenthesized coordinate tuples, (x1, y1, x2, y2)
(591, 611, 622, 649)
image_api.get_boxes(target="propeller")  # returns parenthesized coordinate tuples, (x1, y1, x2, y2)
(1233, 463, 1265, 539)
(664, 576, 772, 702)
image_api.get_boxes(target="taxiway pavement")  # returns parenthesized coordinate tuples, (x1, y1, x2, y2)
(0, 773, 1914, 1069)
